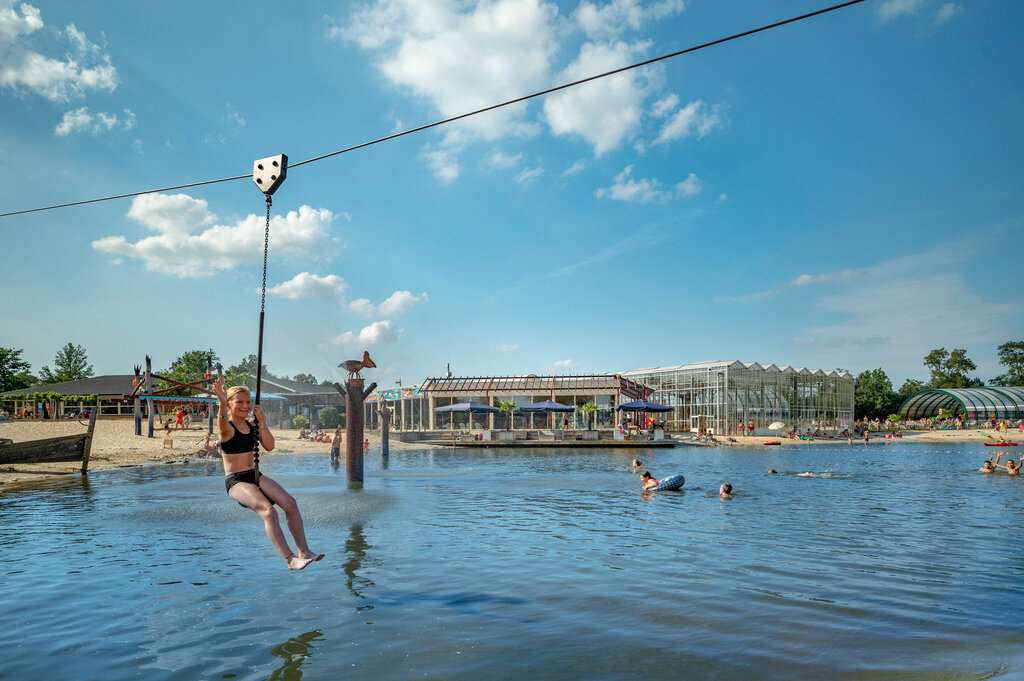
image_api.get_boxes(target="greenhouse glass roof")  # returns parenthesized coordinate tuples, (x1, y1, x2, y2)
(898, 387, 1024, 420)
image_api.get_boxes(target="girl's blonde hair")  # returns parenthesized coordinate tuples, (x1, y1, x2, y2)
(225, 385, 251, 404)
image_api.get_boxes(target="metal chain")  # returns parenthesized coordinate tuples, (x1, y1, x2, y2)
(262, 196, 270, 315)
(253, 194, 271, 478)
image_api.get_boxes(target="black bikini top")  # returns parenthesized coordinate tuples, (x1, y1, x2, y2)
(221, 419, 257, 455)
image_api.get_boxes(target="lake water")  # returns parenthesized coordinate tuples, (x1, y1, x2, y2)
(1, 441, 1023, 681)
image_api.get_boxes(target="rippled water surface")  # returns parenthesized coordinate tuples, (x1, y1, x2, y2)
(2, 442, 1023, 680)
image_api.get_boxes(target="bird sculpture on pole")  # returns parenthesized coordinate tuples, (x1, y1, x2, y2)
(341, 351, 376, 380)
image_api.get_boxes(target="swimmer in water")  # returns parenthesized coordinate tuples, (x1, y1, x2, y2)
(640, 471, 659, 490)
(632, 459, 643, 469)
(719, 483, 733, 498)
(979, 458, 996, 473)
(993, 453, 1022, 476)
(796, 472, 815, 477)
(768, 469, 778, 474)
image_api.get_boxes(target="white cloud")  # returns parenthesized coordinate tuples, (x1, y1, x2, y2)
(485, 150, 523, 169)
(348, 299, 376, 316)
(349, 290, 428, 317)
(496, 344, 520, 352)
(544, 40, 653, 156)
(597, 165, 701, 203)
(92, 193, 341, 278)
(333, 320, 396, 347)
(550, 359, 577, 369)
(0, 5, 118, 101)
(877, 0, 924, 21)
(420, 145, 460, 183)
(651, 93, 678, 117)
(723, 232, 1024, 378)
(539, 226, 659, 280)
(336, 0, 692, 173)
(266, 273, 346, 300)
(226, 102, 245, 127)
(935, 3, 962, 23)
(575, 0, 684, 39)
(54, 106, 135, 136)
(675, 172, 701, 197)
(596, 165, 663, 203)
(561, 159, 585, 177)
(723, 267, 863, 304)
(653, 98, 721, 145)
(379, 290, 428, 316)
(337, 0, 555, 175)
(514, 166, 544, 184)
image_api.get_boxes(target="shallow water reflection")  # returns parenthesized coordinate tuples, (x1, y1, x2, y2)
(1, 442, 1023, 680)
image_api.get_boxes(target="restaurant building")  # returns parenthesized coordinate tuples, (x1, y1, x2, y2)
(364, 374, 651, 432)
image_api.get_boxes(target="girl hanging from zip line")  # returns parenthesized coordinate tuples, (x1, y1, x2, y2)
(213, 376, 324, 570)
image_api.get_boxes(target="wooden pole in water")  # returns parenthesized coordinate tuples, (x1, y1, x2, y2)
(335, 379, 376, 484)
(379, 399, 392, 457)
(146, 355, 154, 438)
(81, 407, 98, 473)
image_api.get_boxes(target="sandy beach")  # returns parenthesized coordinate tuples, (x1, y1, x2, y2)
(0, 418, 428, 490)
(0, 419, 1013, 490)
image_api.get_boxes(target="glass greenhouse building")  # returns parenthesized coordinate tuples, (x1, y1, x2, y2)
(621, 361, 855, 436)
(898, 387, 1024, 421)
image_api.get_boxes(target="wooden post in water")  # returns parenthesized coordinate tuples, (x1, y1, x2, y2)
(146, 355, 154, 438)
(82, 407, 98, 472)
(335, 379, 376, 485)
(133, 362, 142, 437)
(379, 399, 392, 458)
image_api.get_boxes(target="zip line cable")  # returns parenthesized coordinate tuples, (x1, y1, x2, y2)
(0, 0, 866, 220)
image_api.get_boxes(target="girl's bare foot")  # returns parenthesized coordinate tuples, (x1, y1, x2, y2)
(285, 552, 314, 570)
(298, 550, 325, 562)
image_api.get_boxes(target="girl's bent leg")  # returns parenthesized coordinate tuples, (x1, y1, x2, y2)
(229, 482, 311, 569)
(258, 476, 324, 562)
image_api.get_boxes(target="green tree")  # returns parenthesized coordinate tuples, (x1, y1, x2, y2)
(923, 348, 982, 388)
(0, 347, 36, 392)
(292, 414, 310, 429)
(318, 406, 342, 429)
(159, 349, 219, 396)
(896, 378, 926, 405)
(580, 401, 599, 429)
(854, 368, 898, 420)
(498, 400, 516, 430)
(991, 340, 1024, 386)
(38, 342, 94, 384)
(224, 354, 272, 391)
(293, 373, 319, 385)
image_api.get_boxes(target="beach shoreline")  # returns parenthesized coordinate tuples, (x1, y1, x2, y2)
(0, 419, 1014, 490)
(0, 418, 432, 490)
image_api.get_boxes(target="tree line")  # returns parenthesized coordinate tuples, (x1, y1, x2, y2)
(854, 341, 1024, 421)
(0, 344, 335, 395)
(5, 341, 1022, 422)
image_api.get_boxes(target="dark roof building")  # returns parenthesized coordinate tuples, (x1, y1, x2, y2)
(0, 375, 136, 398)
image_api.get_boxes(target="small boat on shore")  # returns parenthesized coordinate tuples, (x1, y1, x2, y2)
(0, 410, 98, 472)
(984, 442, 1018, 447)
(763, 441, 782, 446)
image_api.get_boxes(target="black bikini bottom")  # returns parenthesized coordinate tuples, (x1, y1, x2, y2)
(224, 469, 274, 508)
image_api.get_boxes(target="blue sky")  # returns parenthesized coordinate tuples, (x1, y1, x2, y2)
(1, 0, 1021, 388)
